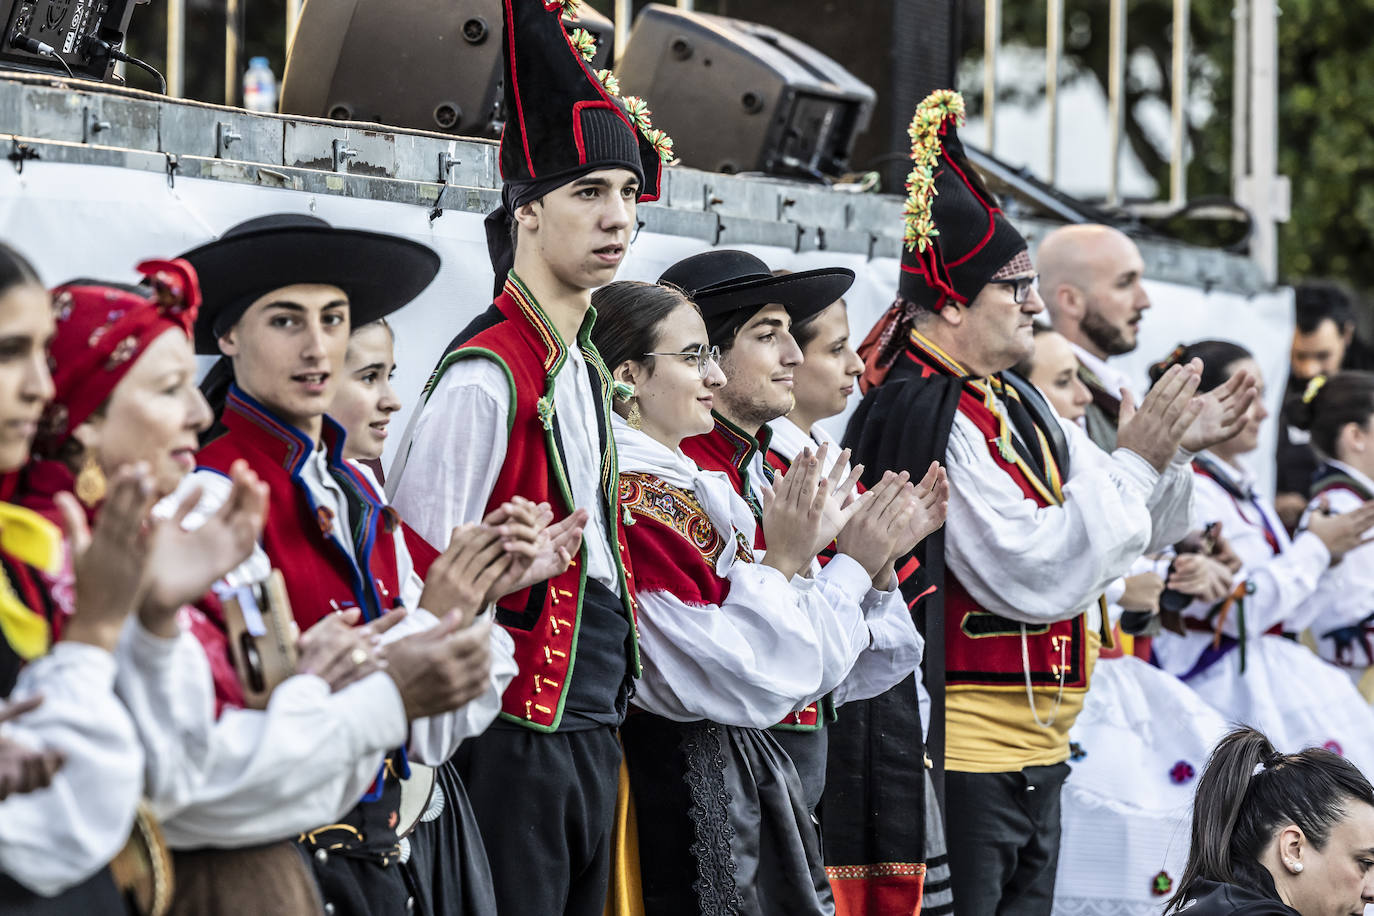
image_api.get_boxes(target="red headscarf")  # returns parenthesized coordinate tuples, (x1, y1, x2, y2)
(36, 259, 200, 457)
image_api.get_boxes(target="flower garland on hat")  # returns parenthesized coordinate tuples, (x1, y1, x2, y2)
(903, 89, 966, 254)
(563, 1, 676, 164)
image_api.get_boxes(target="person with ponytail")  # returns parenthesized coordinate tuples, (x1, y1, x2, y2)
(1287, 372, 1374, 686)
(1014, 326, 1231, 914)
(1168, 726, 1374, 915)
(1149, 342, 1374, 774)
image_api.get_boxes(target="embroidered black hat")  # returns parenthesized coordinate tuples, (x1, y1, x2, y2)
(182, 213, 440, 355)
(658, 249, 854, 343)
(484, 0, 674, 295)
(898, 90, 1028, 310)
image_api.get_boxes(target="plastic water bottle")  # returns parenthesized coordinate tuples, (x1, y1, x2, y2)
(243, 56, 277, 113)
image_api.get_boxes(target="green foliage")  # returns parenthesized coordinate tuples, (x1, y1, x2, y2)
(990, 0, 1374, 292)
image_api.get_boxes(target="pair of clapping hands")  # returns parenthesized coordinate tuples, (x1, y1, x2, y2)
(758, 442, 949, 586)
(294, 497, 585, 721)
(54, 459, 580, 725)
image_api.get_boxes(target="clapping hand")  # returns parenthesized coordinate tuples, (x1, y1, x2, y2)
(1178, 364, 1259, 454)
(1115, 363, 1205, 472)
(0, 696, 65, 801)
(140, 460, 269, 637)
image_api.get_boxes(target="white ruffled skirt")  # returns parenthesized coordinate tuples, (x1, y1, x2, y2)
(1052, 655, 1228, 915)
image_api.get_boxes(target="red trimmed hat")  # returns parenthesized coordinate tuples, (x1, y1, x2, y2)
(898, 90, 1027, 310)
(38, 260, 201, 455)
(500, 0, 670, 202)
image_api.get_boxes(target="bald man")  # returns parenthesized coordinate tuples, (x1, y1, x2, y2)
(1038, 224, 1151, 450)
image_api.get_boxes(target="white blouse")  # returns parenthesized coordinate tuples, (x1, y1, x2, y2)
(1152, 455, 1331, 677)
(0, 643, 144, 895)
(1303, 460, 1374, 665)
(615, 420, 830, 728)
(120, 452, 516, 849)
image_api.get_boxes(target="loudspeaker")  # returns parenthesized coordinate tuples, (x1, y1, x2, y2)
(280, 0, 612, 136)
(0, 0, 141, 81)
(716, 0, 963, 194)
(615, 5, 875, 180)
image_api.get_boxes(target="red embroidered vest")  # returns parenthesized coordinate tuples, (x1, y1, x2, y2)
(196, 386, 405, 630)
(901, 342, 1101, 694)
(618, 472, 752, 607)
(420, 276, 638, 731)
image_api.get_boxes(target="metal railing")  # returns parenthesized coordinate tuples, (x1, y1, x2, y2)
(164, 0, 1285, 285)
(982, 0, 1286, 283)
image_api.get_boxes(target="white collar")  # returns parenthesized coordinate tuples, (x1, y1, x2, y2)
(766, 416, 851, 482)
(1070, 342, 1136, 401)
(612, 414, 757, 575)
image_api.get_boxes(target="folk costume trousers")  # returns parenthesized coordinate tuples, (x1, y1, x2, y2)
(944, 762, 1070, 916)
(454, 724, 621, 916)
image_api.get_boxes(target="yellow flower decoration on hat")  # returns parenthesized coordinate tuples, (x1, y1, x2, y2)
(1302, 375, 1328, 404)
(563, 2, 676, 164)
(903, 89, 967, 253)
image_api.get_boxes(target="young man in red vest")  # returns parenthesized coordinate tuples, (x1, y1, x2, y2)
(844, 89, 1258, 916)
(388, 2, 672, 913)
(183, 213, 537, 916)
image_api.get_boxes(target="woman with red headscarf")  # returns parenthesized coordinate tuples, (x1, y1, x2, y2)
(0, 242, 159, 914)
(15, 258, 448, 914)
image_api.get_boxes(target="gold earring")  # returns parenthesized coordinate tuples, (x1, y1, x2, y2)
(627, 399, 643, 430)
(74, 453, 107, 507)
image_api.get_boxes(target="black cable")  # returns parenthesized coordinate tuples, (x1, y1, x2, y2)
(8, 32, 75, 80)
(82, 36, 167, 95)
(114, 52, 166, 95)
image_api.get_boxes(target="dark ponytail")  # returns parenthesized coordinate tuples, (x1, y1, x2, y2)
(1169, 726, 1374, 910)
(0, 242, 41, 297)
(1149, 340, 1252, 394)
(590, 281, 698, 375)
(1284, 371, 1374, 459)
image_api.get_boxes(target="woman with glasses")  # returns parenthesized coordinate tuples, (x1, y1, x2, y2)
(590, 279, 871, 914)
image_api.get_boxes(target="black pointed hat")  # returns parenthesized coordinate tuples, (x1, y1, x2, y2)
(484, 1, 674, 294)
(898, 90, 1027, 310)
(500, 0, 668, 198)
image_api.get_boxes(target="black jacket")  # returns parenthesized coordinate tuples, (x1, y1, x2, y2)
(1171, 878, 1299, 916)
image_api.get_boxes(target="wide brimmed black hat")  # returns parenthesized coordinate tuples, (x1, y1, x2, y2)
(898, 90, 1027, 310)
(182, 213, 440, 354)
(658, 250, 854, 341)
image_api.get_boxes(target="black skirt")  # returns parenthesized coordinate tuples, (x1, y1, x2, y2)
(404, 759, 498, 916)
(622, 713, 832, 916)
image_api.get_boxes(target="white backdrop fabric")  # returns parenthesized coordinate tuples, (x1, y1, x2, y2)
(0, 162, 1294, 496)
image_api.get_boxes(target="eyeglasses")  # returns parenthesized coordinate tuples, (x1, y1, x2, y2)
(644, 344, 722, 379)
(991, 274, 1039, 305)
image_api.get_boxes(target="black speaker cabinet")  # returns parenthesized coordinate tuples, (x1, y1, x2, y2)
(616, 5, 875, 180)
(280, 0, 612, 136)
(0, 0, 141, 81)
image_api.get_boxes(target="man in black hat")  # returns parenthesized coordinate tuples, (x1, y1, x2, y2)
(181, 213, 535, 916)
(662, 248, 930, 903)
(387, 2, 672, 913)
(843, 90, 1257, 916)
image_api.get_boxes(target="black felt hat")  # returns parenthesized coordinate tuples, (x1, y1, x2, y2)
(499, 0, 666, 200)
(659, 250, 854, 341)
(181, 213, 440, 354)
(898, 90, 1027, 310)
